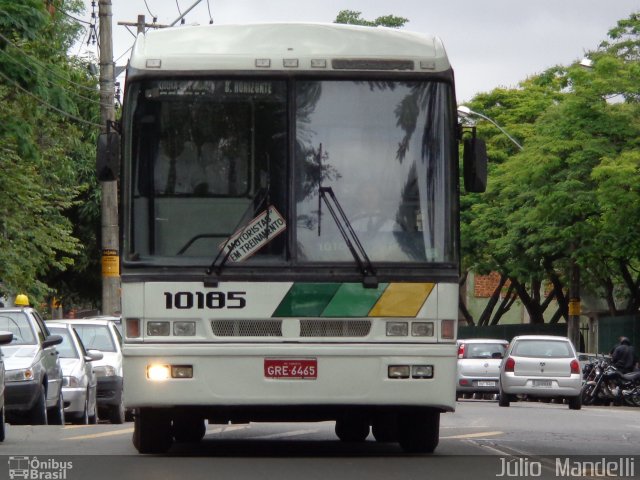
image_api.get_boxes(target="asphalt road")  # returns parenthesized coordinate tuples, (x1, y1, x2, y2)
(1, 400, 639, 480)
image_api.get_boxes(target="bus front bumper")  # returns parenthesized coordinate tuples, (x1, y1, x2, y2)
(122, 343, 456, 412)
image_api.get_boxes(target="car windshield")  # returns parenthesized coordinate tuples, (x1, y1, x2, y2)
(47, 327, 78, 359)
(512, 340, 573, 358)
(0, 313, 36, 345)
(73, 324, 116, 352)
(464, 343, 507, 359)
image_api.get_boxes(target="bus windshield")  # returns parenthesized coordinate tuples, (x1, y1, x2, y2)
(124, 78, 455, 267)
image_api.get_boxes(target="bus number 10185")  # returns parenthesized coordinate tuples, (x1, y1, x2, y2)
(164, 291, 246, 310)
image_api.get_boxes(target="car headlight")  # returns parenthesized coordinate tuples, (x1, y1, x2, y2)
(5, 367, 35, 382)
(63, 376, 82, 387)
(93, 365, 117, 377)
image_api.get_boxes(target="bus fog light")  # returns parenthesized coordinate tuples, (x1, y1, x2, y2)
(174, 321, 196, 336)
(171, 365, 193, 378)
(412, 322, 434, 336)
(147, 364, 170, 381)
(411, 365, 433, 378)
(147, 321, 170, 336)
(386, 322, 408, 336)
(388, 365, 410, 379)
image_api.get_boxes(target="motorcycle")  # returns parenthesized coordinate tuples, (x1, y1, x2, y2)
(581, 358, 640, 407)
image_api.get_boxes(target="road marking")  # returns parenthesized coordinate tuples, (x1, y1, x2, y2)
(248, 429, 318, 439)
(65, 427, 134, 440)
(442, 431, 503, 439)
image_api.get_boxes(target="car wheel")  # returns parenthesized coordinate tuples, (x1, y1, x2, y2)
(29, 384, 48, 425)
(0, 406, 6, 442)
(74, 397, 89, 425)
(498, 390, 510, 407)
(132, 408, 173, 454)
(397, 409, 439, 454)
(568, 395, 582, 410)
(88, 390, 98, 424)
(172, 415, 206, 443)
(109, 394, 126, 424)
(48, 390, 65, 425)
(335, 417, 370, 442)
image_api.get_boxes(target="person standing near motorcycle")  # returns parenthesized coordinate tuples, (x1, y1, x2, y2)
(611, 337, 637, 374)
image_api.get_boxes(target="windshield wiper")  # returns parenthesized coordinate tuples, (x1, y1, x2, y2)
(318, 186, 378, 288)
(204, 187, 268, 284)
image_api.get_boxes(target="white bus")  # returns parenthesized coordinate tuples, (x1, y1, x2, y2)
(98, 22, 487, 454)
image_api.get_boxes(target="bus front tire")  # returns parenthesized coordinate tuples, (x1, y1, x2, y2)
(335, 418, 370, 442)
(132, 408, 173, 454)
(397, 409, 439, 454)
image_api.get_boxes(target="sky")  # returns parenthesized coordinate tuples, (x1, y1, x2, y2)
(74, 0, 640, 102)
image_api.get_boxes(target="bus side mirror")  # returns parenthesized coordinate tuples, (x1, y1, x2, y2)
(97, 131, 121, 181)
(463, 137, 487, 193)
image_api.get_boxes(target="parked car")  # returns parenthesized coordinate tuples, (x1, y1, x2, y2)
(456, 338, 509, 400)
(67, 319, 126, 423)
(46, 322, 103, 424)
(0, 307, 65, 424)
(0, 330, 14, 441)
(499, 335, 582, 409)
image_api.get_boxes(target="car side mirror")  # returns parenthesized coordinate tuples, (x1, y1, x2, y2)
(463, 137, 487, 193)
(0, 331, 13, 345)
(85, 349, 104, 362)
(42, 334, 63, 349)
(97, 131, 121, 181)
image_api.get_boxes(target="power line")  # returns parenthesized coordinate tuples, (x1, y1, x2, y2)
(144, 0, 158, 22)
(0, 32, 98, 94)
(0, 46, 112, 109)
(206, 0, 213, 24)
(0, 69, 102, 128)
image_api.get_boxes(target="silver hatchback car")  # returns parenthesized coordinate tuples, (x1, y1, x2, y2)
(499, 335, 582, 409)
(456, 339, 508, 399)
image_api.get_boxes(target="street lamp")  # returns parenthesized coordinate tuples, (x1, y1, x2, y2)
(457, 105, 523, 151)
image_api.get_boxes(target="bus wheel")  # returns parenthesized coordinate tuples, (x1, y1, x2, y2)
(335, 418, 370, 442)
(372, 415, 398, 443)
(132, 408, 173, 454)
(397, 409, 439, 454)
(172, 415, 206, 443)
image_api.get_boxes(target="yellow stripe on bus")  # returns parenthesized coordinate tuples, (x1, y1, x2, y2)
(368, 283, 435, 317)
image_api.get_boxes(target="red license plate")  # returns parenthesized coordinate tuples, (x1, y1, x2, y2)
(264, 358, 317, 379)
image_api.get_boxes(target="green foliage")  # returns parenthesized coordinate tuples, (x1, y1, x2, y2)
(462, 11, 640, 321)
(334, 10, 408, 28)
(0, 0, 100, 309)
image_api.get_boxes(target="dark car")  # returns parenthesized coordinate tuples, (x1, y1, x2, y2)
(0, 307, 65, 425)
(0, 330, 14, 441)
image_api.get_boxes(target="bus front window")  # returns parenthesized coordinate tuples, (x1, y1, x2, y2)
(295, 80, 456, 264)
(126, 79, 288, 263)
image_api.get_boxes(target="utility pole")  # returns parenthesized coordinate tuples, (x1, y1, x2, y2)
(98, 0, 120, 316)
(568, 260, 581, 351)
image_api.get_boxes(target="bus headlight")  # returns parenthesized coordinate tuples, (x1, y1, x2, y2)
(147, 321, 170, 336)
(386, 322, 408, 336)
(411, 322, 434, 336)
(147, 364, 171, 381)
(173, 321, 196, 336)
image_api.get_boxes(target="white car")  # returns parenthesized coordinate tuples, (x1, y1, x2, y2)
(499, 335, 582, 409)
(64, 319, 126, 423)
(46, 322, 103, 424)
(456, 338, 508, 399)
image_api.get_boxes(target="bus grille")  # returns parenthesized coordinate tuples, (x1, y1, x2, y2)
(300, 320, 371, 337)
(211, 320, 283, 337)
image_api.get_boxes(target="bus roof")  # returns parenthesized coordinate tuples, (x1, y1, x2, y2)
(128, 22, 451, 74)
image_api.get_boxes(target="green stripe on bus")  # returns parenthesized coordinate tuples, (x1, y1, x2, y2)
(272, 283, 341, 317)
(321, 283, 388, 317)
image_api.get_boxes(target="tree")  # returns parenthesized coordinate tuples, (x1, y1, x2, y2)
(334, 10, 408, 28)
(0, 0, 100, 308)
